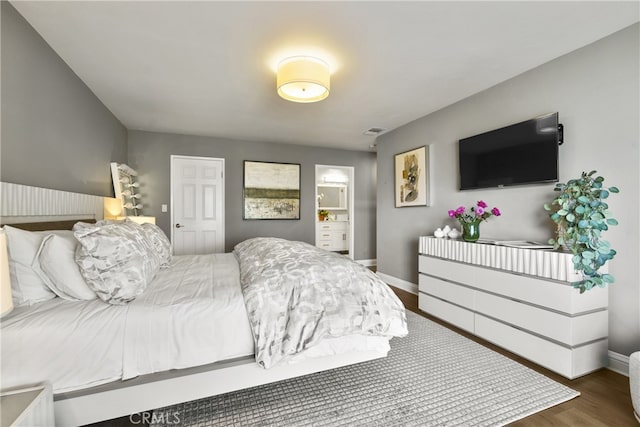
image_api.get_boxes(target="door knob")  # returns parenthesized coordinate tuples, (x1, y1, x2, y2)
(175, 223, 183, 228)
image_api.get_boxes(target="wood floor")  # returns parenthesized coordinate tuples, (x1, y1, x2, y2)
(390, 285, 636, 426)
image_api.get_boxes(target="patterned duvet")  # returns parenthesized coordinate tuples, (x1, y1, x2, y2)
(233, 237, 408, 368)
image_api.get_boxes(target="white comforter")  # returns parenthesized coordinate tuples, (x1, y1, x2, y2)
(1, 254, 254, 393)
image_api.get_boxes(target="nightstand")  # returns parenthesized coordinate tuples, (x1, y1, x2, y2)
(0, 383, 54, 426)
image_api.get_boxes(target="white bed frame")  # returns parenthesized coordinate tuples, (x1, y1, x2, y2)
(1, 182, 389, 426)
(54, 350, 386, 426)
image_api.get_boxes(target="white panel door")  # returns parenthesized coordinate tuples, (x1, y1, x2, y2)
(171, 156, 225, 255)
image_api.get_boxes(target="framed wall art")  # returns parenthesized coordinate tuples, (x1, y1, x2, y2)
(394, 145, 431, 207)
(243, 160, 301, 220)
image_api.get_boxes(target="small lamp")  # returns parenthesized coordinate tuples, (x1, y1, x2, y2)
(277, 56, 330, 103)
(103, 197, 123, 220)
(0, 230, 14, 317)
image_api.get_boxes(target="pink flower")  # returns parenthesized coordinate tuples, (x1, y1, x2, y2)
(449, 201, 500, 225)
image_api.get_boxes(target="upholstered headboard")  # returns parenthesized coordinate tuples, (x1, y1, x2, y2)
(0, 182, 104, 226)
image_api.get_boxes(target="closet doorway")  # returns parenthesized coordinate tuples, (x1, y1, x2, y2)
(315, 165, 355, 259)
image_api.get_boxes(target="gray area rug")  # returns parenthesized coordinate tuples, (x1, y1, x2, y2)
(152, 311, 579, 426)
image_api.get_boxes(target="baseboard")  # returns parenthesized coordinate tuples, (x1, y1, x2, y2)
(608, 351, 629, 377)
(355, 259, 377, 267)
(376, 271, 418, 295)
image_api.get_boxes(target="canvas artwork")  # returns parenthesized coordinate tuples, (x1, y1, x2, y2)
(395, 146, 430, 207)
(243, 161, 301, 219)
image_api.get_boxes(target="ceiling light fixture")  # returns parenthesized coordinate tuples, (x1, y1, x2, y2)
(277, 56, 330, 103)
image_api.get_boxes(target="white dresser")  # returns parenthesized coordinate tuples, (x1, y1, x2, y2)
(418, 236, 609, 379)
(316, 221, 349, 251)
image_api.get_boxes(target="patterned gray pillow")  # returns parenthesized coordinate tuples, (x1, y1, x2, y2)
(73, 221, 160, 305)
(141, 223, 172, 268)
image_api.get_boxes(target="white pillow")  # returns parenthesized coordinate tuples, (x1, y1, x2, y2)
(34, 234, 96, 301)
(2, 225, 60, 306)
(141, 223, 172, 268)
(74, 221, 160, 305)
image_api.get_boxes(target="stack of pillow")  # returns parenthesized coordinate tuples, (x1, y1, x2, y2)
(3, 219, 171, 307)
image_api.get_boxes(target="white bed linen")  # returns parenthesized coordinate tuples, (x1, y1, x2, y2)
(1, 253, 392, 394)
(123, 254, 389, 376)
(285, 335, 390, 364)
(0, 297, 127, 393)
(122, 253, 254, 379)
(1, 254, 254, 393)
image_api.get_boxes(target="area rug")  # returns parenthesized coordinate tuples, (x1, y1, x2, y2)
(152, 311, 579, 426)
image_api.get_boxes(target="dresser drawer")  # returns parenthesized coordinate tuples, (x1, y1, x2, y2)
(475, 291, 608, 346)
(419, 274, 474, 310)
(475, 314, 607, 379)
(318, 221, 348, 231)
(418, 293, 474, 333)
(318, 232, 332, 240)
(419, 255, 607, 314)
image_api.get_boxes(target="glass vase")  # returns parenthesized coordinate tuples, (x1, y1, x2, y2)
(461, 220, 481, 243)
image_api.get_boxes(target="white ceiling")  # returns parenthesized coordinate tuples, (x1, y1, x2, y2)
(10, 1, 639, 151)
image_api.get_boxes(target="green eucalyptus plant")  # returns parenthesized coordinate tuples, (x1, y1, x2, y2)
(544, 171, 619, 293)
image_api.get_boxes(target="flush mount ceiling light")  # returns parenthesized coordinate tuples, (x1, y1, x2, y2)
(277, 56, 330, 103)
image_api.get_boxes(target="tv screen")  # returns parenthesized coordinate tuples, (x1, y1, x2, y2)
(458, 113, 560, 190)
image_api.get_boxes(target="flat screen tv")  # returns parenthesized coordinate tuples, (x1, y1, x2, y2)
(458, 113, 560, 190)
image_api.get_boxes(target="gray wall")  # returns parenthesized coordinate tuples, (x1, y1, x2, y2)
(0, 2, 127, 197)
(376, 24, 639, 356)
(128, 130, 377, 260)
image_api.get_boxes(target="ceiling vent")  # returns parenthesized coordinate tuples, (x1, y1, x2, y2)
(363, 127, 386, 136)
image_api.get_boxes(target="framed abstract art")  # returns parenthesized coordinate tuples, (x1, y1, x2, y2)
(394, 145, 431, 207)
(243, 160, 301, 219)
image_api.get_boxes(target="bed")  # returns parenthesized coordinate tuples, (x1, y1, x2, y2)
(0, 216, 407, 426)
